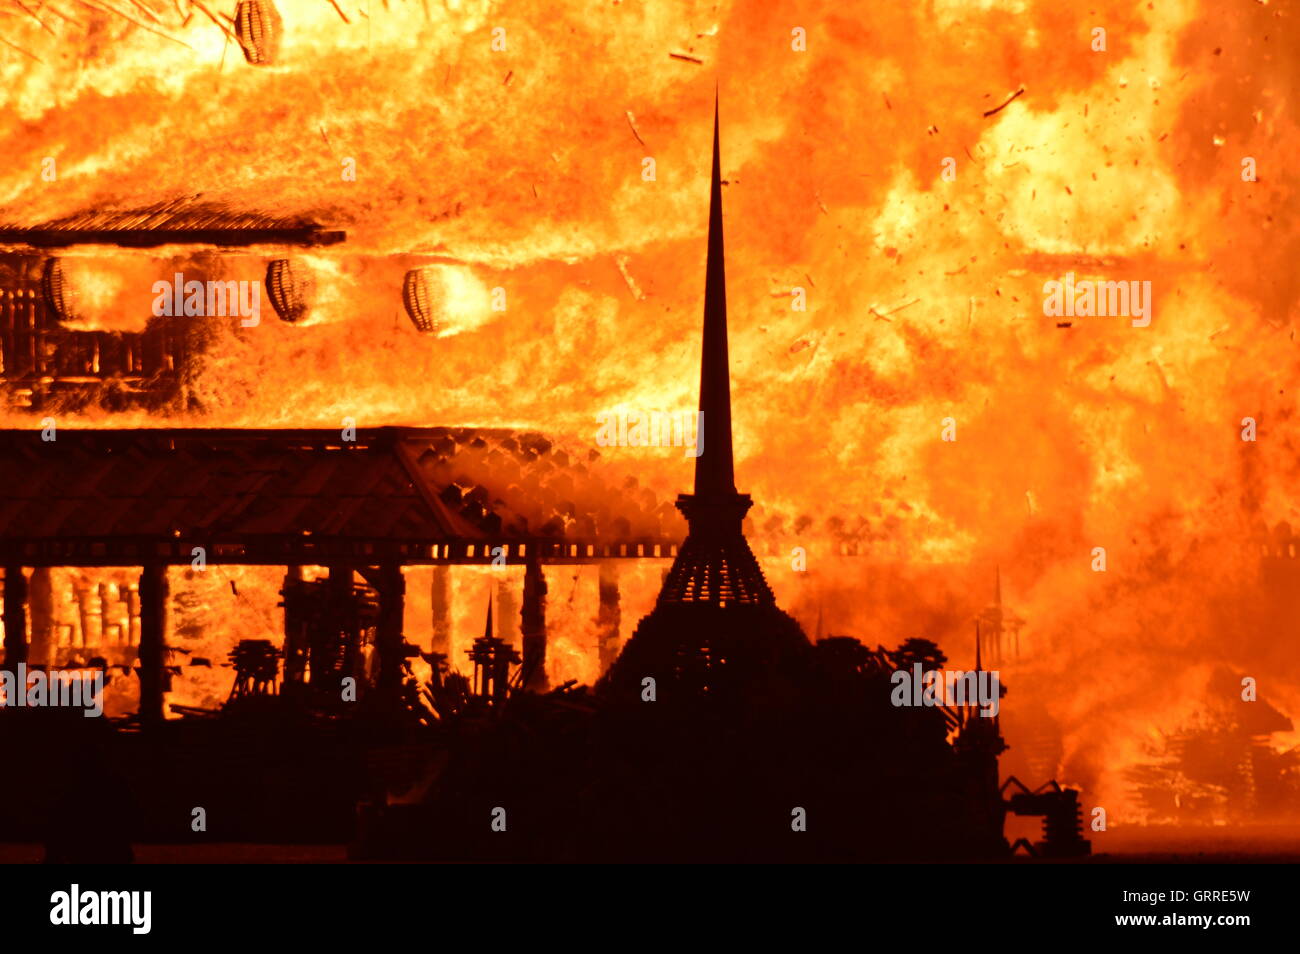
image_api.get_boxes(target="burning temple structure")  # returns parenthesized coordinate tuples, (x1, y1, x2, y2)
(353, 105, 1034, 862)
(0, 103, 1077, 863)
(0, 198, 346, 410)
(0, 425, 684, 722)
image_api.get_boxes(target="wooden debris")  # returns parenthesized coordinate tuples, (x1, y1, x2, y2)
(0, 33, 43, 62)
(614, 255, 644, 301)
(625, 110, 645, 146)
(669, 51, 703, 64)
(126, 0, 164, 24)
(870, 298, 921, 321)
(76, 0, 192, 48)
(191, 1, 234, 40)
(42, 5, 84, 26)
(983, 86, 1025, 118)
(14, 0, 57, 35)
(325, 0, 349, 23)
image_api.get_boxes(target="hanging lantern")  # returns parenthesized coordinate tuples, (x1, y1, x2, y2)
(40, 257, 78, 322)
(235, 0, 282, 66)
(265, 259, 314, 324)
(401, 268, 440, 334)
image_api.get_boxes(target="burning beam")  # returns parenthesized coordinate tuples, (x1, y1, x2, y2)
(0, 33, 44, 62)
(14, 0, 57, 36)
(0, 224, 346, 247)
(190, 0, 234, 40)
(72, 0, 192, 48)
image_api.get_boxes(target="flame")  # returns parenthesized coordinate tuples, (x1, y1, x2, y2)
(1, 0, 1298, 823)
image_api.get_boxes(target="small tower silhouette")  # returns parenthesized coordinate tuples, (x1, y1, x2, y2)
(601, 99, 810, 699)
(978, 567, 1025, 663)
(466, 594, 519, 705)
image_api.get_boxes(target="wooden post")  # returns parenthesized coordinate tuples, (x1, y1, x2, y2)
(597, 562, 621, 675)
(328, 565, 355, 686)
(75, 584, 99, 650)
(430, 564, 451, 657)
(281, 566, 308, 686)
(496, 576, 517, 646)
(126, 583, 141, 646)
(375, 563, 405, 694)
(521, 557, 548, 691)
(2, 566, 27, 672)
(28, 567, 54, 667)
(98, 582, 116, 646)
(138, 564, 167, 727)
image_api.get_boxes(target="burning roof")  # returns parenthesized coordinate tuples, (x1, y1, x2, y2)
(0, 426, 683, 566)
(0, 196, 344, 248)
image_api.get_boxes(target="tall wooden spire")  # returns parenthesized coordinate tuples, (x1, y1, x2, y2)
(655, 97, 773, 607)
(695, 95, 736, 497)
(600, 98, 811, 698)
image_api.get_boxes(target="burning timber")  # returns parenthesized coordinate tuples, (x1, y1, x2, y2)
(0, 198, 344, 248)
(0, 198, 345, 409)
(0, 109, 1064, 862)
(0, 225, 345, 249)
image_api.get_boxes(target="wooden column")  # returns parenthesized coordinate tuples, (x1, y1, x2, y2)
(97, 582, 117, 646)
(496, 576, 517, 646)
(281, 566, 308, 686)
(138, 564, 168, 727)
(75, 584, 100, 650)
(375, 563, 405, 694)
(126, 583, 141, 646)
(328, 565, 355, 685)
(597, 562, 621, 675)
(28, 567, 54, 667)
(430, 564, 451, 658)
(2, 566, 27, 671)
(520, 557, 548, 691)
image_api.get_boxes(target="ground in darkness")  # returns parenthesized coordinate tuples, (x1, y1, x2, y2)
(4, 826, 1300, 863)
